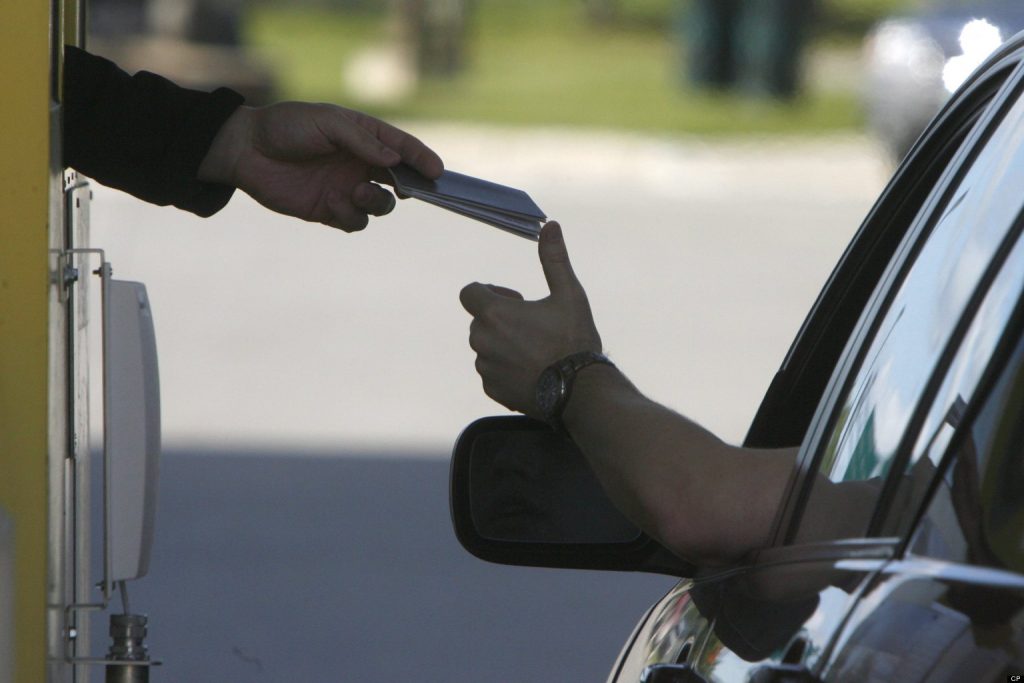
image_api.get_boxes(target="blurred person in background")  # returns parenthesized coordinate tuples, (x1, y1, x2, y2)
(687, 0, 743, 90)
(687, 0, 816, 99)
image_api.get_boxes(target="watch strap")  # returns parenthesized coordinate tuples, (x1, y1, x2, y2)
(544, 350, 613, 431)
(557, 350, 612, 380)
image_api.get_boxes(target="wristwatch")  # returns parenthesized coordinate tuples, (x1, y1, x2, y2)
(535, 350, 614, 431)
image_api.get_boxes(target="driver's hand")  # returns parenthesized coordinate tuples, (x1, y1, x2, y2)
(459, 222, 603, 416)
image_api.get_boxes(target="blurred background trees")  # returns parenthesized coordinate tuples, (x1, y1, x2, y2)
(88, 0, 922, 134)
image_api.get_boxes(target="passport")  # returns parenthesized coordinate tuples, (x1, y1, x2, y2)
(388, 164, 546, 240)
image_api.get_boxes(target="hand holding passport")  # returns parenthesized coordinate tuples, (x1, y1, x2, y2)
(388, 164, 547, 240)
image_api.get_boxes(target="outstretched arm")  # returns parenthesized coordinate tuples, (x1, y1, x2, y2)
(460, 223, 796, 567)
(63, 45, 245, 216)
(63, 46, 442, 229)
(557, 361, 796, 566)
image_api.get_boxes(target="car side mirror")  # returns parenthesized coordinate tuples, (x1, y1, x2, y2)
(450, 415, 695, 576)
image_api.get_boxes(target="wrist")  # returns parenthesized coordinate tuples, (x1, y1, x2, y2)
(535, 351, 614, 431)
(197, 105, 255, 186)
(562, 363, 631, 431)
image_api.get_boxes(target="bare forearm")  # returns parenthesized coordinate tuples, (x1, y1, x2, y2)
(563, 364, 796, 566)
(459, 224, 796, 565)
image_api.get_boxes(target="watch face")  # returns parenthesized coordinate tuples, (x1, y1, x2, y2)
(536, 366, 565, 418)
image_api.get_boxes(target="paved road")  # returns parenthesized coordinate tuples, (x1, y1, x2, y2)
(93, 451, 676, 682)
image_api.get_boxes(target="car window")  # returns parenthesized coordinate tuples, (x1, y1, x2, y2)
(744, 86, 997, 453)
(904, 307, 1024, 574)
(880, 230, 1024, 539)
(791, 73, 1024, 546)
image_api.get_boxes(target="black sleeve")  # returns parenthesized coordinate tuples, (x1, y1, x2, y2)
(63, 45, 245, 217)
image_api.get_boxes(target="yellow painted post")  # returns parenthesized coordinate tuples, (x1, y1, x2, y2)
(0, 2, 53, 682)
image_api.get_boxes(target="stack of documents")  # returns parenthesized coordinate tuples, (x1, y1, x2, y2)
(388, 164, 547, 240)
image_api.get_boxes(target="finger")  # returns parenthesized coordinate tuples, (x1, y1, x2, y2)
(538, 222, 583, 299)
(468, 319, 487, 353)
(369, 167, 393, 185)
(473, 360, 502, 401)
(392, 134, 445, 179)
(325, 190, 370, 232)
(319, 107, 401, 167)
(369, 168, 412, 199)
(352, 182, 397, 217)
(326, 215, 369, 232)
(474, 356, 487, 378)
(459, 282, 500, 316)
(486, 285, 524, 300)
(356, 112, 444, 178)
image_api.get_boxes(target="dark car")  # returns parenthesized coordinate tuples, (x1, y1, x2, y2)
(864, 0, 1024, 161)
(451, 29, 1024, 683)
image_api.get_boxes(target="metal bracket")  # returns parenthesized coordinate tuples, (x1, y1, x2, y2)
(60, 602, 163, 666)
(55, 659, 162, 668)
(56, 248, 163, 669)
(54, 249, 116, 664)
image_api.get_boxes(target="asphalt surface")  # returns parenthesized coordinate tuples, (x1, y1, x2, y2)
(92, 451, 675, 682)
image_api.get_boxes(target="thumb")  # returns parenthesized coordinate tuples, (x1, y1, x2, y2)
(539, 222, 582, 299)
(485, 284, 525, 300)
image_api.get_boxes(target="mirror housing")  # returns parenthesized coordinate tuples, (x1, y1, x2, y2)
(450, 415, 695, 576)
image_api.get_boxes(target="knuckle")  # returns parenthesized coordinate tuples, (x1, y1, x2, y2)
(482, 379, 500, 402)
(476, 307, 495, 326)
(459, 282, 481, 306)
(468, 321, 483, 349)
(338, 212, 369, 231)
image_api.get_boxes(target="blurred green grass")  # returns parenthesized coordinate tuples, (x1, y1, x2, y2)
(245, 1, 876, 136)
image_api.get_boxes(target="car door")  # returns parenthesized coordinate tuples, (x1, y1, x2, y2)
(759, 35, 1024, 682)
(811, 56, 1024, 683)
(820, 243, 1024, 683)
(607, 32, 1024, 683)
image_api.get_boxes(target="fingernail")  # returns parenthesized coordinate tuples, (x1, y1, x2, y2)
(544, 222, 562, 242)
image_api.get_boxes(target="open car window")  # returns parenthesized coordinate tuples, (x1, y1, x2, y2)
(787, 64, 1024, 547)
(744, 53, 1019, 456)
